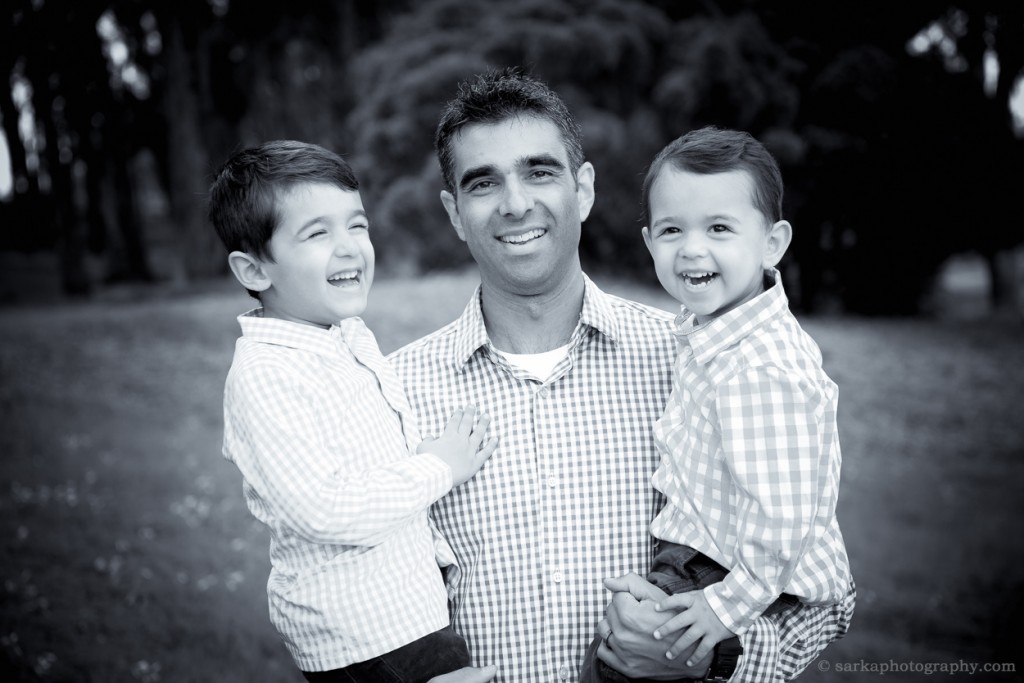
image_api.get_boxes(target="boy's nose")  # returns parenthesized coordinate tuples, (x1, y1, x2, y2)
(678, 232, 708, 259)
(332, 230, 358, 256)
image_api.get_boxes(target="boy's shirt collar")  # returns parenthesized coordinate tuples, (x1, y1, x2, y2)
(451, 274, 620, 369)
(676, 268, 789, 365)
(237, 307, 370, 358)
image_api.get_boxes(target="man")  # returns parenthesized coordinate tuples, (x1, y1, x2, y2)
(391, 68, 855, 683)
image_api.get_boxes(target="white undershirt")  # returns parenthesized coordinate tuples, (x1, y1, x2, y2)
(492, 343, 571, 382)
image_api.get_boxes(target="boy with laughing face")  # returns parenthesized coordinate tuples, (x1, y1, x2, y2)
(208, 140, 498, 682)
(634, 127, 851, 671)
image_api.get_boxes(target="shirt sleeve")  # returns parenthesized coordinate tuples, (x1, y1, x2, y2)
(705, 364, 834, 634)
(732, 581, 857, 682)
(224, 360, 453, 547)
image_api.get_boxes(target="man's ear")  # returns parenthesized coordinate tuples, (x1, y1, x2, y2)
(440, 190, 466, 242)
(763, 220, 793, 269)
(228, 251, 272, 293)
(575, 162, 596, 222)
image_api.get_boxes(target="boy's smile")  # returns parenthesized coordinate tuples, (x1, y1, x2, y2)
(643, 167, 789, 325)
(257, 183, 374, 328)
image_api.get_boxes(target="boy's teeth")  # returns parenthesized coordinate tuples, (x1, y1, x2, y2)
(500, 229, 545, 244)
(683, 272, 716, 285)
(328, 272, 358, 282)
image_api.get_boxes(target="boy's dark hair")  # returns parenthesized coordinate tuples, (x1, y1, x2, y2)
(641, 126, 784, 228)
(208, 140, 359, 262)
(435, 67, 584, 194)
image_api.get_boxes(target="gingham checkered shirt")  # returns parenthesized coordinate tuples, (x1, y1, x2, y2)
(222, 310, 456, 671)
(650, 270, 852, 635)
(391, 275, 855, 683)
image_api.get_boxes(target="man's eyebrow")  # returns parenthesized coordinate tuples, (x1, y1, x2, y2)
(523, 154, 565, 170)
(458, 165, 496, 191)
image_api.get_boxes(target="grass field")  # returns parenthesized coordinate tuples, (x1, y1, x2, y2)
(1, 269, 1022, 682)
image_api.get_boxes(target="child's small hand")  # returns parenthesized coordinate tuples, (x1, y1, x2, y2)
(651, 590, 735, 666)
(418, 406, 498, 487)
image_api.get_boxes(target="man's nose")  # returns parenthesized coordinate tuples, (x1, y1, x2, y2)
(498, 178, 532, 219)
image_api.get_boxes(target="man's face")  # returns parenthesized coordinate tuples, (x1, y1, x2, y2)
(440, 116, 595, 296)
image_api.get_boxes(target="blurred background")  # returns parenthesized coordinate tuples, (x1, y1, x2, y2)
(1, 1, 1023, 682)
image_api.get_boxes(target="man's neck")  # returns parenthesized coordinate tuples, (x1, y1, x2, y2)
(480, 270, 586, 354)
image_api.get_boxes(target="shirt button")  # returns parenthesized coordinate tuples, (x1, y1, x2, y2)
(559, 664, 571, 680)
(552, 570, 563, 583)
(547, 474, 558, 488)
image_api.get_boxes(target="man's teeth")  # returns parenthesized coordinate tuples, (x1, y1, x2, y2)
(328, 272, 358, 283)
(500, 229, 545, 244)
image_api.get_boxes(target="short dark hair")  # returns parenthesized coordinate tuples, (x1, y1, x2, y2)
(208, 140, 359, 261)
(641, 126, 784, 228)
(434, 68, 584, 194)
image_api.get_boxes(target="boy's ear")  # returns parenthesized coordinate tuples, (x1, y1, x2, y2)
(227, 251, 272, 293)
(440, 190, 466, 242)
(763, 220, 793, 269)
(641, 226, 654, 255)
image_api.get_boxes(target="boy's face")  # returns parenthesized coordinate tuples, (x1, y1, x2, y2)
(258, 183, 374, 328)
(439, 116, 594, 297)
(642, 166, 787, 325)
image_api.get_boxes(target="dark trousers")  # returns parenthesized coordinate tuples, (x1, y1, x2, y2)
(580, 542, 797, 682)
(302, 626, 470, 683)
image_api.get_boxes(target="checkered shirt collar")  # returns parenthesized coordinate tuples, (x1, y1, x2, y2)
(236, 307, 351, 357)
(676, 268, 789, 365)
(450, 273, 621, 370)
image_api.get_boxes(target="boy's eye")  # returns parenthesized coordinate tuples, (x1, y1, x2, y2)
(710, 224, 731, 233)
(659, 226, 680, 236)
(350, 223, 369, 232)
(307, 229, 327, 239)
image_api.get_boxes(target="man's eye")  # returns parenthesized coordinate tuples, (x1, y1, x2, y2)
(469, 180, 495, 193)
(350, 223, 369, 232)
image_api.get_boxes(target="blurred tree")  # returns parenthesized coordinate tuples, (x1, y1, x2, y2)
(758, 0, 1023, 314)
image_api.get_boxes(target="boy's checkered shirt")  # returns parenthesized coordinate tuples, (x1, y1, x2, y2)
(651, 269, 852, 635)
(222, 311, 457, 671)
(390, 274, 855, 683)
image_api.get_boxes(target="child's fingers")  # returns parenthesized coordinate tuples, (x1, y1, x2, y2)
(457, 405, 478, 434)
(652, 609, 695, 640)
(444, 408, 466, 435)
(475, 436, 499, 463)
(656, 592, 696, 613)
(468, 413, 491, 449)
(665, 627, 702, 661)
(687, 636, 717, 667)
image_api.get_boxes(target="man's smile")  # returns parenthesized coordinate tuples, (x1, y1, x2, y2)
(498, 228, 546, 245)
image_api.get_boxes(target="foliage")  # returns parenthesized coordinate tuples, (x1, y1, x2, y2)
(2, 0, 1022, 312)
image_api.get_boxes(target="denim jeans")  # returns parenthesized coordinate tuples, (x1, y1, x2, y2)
(302, 625, 470, 683)
(579, 542, 797, 682)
